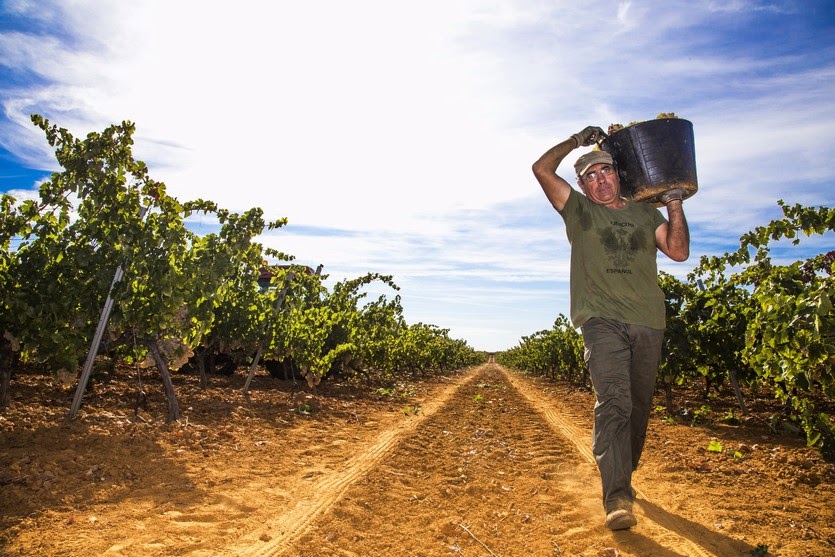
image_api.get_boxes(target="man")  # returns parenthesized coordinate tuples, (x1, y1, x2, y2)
(532, 125, 690, 530)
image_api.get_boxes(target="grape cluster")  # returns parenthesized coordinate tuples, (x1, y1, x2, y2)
(607, 112, 680, 136)
(799, 250, 835, 282)
(823, 250, 835, 274)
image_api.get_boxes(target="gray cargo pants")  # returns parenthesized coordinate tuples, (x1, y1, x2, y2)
(581, 317, 663, 514)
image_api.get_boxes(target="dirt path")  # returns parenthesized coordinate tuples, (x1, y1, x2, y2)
(256, 364, 751, 557)
(2, 363, 834, 556)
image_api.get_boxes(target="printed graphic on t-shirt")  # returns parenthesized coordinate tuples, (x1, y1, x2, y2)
(600, 220, 648, 271)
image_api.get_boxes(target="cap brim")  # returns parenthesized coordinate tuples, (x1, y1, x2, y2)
(574, 151, 614, 177)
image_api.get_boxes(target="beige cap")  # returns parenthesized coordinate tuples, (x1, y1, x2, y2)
(574, 151, 614, 177)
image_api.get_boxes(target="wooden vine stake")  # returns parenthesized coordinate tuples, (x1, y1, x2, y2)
(242, 272, 294, 395)
(696, 279, 748, 415)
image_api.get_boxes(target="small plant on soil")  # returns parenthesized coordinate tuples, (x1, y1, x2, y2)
(750, 543, 770, 557)
(682, 404, 712, 426)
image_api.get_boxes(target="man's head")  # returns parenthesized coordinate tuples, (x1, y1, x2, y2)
(574, 151, 623, 207)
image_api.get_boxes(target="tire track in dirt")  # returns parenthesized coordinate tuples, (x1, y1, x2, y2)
(220, 366, 486, 557)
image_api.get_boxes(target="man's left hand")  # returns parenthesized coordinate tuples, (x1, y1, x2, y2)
(660, 188, 686, 205)
(571, 126, 605, 148)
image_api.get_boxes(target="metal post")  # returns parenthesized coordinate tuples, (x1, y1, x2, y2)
(68, 265, 124, 419)
(68, 206, 149, 419)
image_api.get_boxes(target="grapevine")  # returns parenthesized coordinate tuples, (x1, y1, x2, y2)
(0, 115, 485, 417)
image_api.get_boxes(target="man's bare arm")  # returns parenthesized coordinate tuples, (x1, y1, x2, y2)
(532, 138, 577, 212)
(655, 199, 690, 262)
(532, 126, 604, 212)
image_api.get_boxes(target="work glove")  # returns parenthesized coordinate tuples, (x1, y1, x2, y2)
(571, 126, 605, 148)
(660, 188, 686, 205)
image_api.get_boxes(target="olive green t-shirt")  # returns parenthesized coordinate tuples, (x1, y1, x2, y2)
(558, 189, 668, 330)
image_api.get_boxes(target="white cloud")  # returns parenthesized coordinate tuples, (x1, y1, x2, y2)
(1, 0, 833, 351)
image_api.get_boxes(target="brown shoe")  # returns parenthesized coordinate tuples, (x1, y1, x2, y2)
(605, 508, 637, 531)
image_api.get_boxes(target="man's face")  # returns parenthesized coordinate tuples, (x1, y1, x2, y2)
(577, 163, 621, 206)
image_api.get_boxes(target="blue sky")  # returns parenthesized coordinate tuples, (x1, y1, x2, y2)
(1, 1, 833, 352)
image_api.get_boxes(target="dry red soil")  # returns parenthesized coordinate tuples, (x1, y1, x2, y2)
(1, 363, 833, 556)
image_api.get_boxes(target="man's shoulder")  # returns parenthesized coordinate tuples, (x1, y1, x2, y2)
(623, 198, 667, 228)
(567, 187, 591, 206)
(558, 187, 584, 212)
(624, 198, 663, 214)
